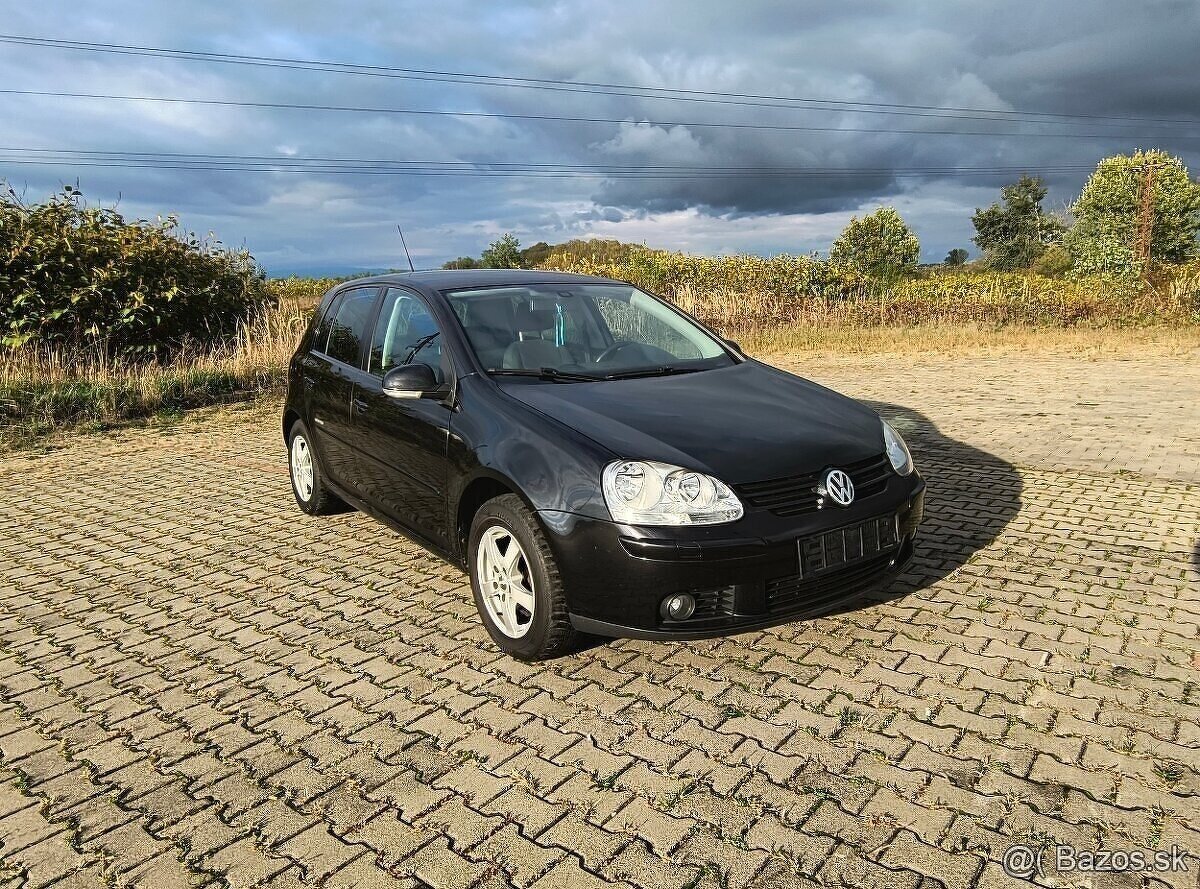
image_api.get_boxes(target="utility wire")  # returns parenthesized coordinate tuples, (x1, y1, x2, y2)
(3, 89, 1198, 141)
(0, 147, 1100, 178)
(2, 34, 1198, 128)
(0, 161, 1097, 179)
(0, 147, 1100, 171)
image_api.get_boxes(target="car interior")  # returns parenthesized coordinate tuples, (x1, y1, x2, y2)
(451, 288, 679, 372)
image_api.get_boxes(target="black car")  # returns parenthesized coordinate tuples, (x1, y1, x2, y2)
(283, 270, 924, 660)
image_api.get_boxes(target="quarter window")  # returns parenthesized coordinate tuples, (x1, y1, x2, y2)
(324, 288, 378, 367)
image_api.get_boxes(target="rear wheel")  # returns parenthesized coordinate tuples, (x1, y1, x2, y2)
(288, 420, 342, 515)
(468, 494, 577, 660)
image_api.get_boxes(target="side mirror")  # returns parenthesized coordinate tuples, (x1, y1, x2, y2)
(724, 338, 742, 353)
(382, 363, 440, 399)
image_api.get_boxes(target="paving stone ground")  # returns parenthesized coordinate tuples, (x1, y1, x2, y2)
(0, 352, 1197, 889)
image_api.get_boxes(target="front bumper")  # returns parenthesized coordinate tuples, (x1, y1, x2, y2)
(539, 473, 924, 640)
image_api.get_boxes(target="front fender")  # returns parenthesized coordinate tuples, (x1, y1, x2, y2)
(448, 375, 616, 521)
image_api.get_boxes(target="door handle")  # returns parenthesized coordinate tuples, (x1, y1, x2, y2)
(353, 397, 369, 413)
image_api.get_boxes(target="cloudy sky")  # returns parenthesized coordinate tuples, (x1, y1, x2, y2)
(2, 1, 1198, 275)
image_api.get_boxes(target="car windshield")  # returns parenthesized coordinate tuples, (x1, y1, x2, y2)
(445, 283, 734, 379)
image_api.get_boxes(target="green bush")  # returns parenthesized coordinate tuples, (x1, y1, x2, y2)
(1031, 245, 1073, 278)
(1, 184, 270, 356)
(830, 207, 920, 280)
(1065, 150, 1200, 279)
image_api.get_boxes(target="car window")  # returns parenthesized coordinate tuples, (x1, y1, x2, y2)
(368, 287, 449, 382)
(450, 290, 604, 368)
(313, 292, 342, 351)
(592, 290, 709, 361)
(446, 284, 730, 374)
(324, 288, 378, 367)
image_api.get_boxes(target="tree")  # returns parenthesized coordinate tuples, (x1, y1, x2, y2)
(829, 207, 919, 279)
(944, 248, 969, 266)
(1064, 150, 1200, 277)
(519, 241, 553, 267)
(970, 175, 1063, 270)
(481, 233, 522, 269)
(442, 256, 479, 270)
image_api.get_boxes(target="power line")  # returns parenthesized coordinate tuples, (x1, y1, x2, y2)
(0, 147, 1100, 179)
(4, 88, 1198, 142)
(2, 33, 1198, 129)
(0, 161, 1093, 179)
(0, 147, 1101, 171)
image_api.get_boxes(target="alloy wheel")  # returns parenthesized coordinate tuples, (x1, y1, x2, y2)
(476, 525, 536, 638)
(290, 434, 315, 502)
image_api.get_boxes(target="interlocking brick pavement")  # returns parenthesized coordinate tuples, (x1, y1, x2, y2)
(0, 353, 1197, 889)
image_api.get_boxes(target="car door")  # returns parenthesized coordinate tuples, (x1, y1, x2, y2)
(302, 285, 380, 491)
(351, 286, 454, 545)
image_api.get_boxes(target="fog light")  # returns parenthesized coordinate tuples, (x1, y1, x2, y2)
(661, 593, 696, 621)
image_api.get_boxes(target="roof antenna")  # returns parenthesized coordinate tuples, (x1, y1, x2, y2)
(396, 225, 415, 272)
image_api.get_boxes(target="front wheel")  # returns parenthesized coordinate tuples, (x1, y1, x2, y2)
(468, 494, 577, 660)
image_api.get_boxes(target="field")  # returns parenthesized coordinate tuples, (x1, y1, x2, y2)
(2, 260, 1200, 449)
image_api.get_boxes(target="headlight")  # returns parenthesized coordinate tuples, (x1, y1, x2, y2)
(601, 460, 744, 525)
(882, 420, 913, 476)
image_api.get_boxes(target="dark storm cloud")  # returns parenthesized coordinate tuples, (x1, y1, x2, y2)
(1, 0, 1197, 271)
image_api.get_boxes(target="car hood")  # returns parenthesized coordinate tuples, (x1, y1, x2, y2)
(497, 360, 885, 485)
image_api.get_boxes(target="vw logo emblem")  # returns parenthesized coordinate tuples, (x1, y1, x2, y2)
(820, 468, 855, 507)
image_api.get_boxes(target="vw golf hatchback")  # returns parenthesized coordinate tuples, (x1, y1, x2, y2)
(284, 270, 924, 659)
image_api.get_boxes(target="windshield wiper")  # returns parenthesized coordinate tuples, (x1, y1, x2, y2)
(487, 367, 604, 382)
(401, 332, 440, 364)
(600, 365, 702, 380)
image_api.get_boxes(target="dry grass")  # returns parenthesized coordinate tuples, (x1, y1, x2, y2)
(737, 324, 1200, 358)
(0, 298, 308, 447)
(3, 277, 1198, 449)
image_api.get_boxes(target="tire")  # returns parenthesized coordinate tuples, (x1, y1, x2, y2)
(287, 420, 343, 516)
(468, 494, 578, 660)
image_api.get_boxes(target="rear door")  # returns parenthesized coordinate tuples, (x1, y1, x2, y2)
(302, 285, 380, 490)
(351, 286, 454, 544)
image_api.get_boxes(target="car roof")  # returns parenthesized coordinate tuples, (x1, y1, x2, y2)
(346, 268, 628, 292)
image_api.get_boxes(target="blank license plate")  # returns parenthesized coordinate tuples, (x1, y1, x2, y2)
(799, 514, 898, 575)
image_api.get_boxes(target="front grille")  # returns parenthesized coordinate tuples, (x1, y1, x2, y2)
(737, 453, 891, 517)
(691, 585, 737, 620)
(766, 549, 897, 614)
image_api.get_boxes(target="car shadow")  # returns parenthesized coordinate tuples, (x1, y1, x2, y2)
(823, 400, 1023, 614)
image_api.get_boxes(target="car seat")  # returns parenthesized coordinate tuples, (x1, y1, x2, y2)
(463, 297, 517, 369)
(502, 305, 570, 369)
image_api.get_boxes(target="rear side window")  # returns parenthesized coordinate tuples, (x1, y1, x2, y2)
(323, 288, 378, 367)
(312, 293, 342, 350)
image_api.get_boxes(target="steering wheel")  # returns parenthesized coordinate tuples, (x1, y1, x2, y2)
(594, 340, 643, 364)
